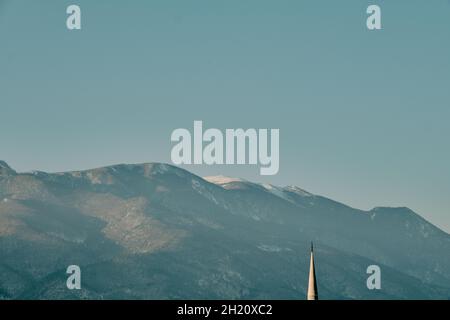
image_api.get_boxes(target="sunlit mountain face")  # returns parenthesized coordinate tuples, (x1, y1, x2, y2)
(1, 161, 449, 300)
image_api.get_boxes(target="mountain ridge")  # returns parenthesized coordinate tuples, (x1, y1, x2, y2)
(0, 160, 16, 176)
(0, 160, 444, 224)
(1, 161, 449, 299)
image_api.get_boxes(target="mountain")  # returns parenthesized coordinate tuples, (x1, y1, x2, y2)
(0, 161, 15, 177)
(0, 161, 449, 299)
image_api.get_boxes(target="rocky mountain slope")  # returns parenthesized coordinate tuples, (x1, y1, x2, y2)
(0, 161, 449, 299)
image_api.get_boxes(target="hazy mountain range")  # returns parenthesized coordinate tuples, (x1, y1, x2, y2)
(0, 160, 449, 299)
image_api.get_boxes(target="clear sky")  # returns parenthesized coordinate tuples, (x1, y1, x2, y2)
(1, 0, 450, 232)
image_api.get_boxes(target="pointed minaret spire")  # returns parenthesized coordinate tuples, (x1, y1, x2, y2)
(307, 242, 318, 300)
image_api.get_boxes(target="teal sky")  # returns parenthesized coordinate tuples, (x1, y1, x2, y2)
(1, 0, 450, 232)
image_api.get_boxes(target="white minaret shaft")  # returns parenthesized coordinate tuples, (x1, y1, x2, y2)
(307, 242, 318, 300)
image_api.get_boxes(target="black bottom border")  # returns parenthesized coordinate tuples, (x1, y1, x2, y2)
(1, 300, 448, 319)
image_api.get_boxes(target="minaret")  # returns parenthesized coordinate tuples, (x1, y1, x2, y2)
(307, 242, 318, 300)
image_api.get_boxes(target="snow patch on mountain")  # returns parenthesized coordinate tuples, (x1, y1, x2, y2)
(204, 176, 243, 185)
(284, 185, 313, 197)
(257, 244, 293, 253)
(261, 184, 296, 204)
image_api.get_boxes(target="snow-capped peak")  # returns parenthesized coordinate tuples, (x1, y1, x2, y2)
(204, 175, 243, 185)
(284, 185, 313, 197)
